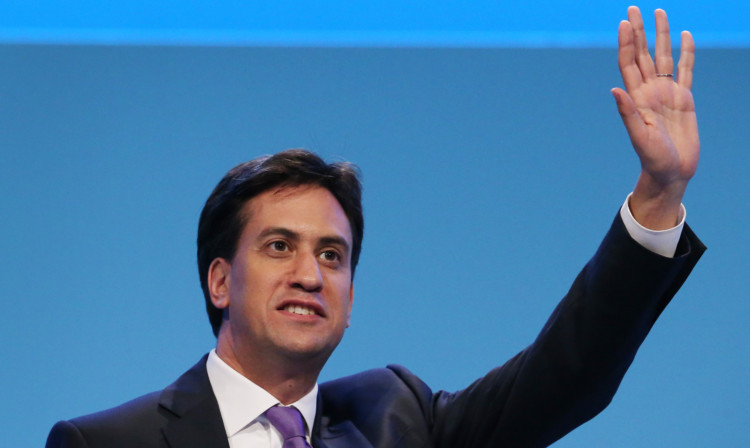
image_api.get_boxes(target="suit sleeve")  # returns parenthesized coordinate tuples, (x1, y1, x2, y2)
(419, 214, 705, 447)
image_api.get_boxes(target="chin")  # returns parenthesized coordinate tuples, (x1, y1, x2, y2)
(279, 338, 339, 363)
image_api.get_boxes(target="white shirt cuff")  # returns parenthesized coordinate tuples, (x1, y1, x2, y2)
(619, 193, 686, 258)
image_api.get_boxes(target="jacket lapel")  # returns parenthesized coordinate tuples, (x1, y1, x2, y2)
(312, 394, 373, 448)
(313, 418, 374, 448)
(156, 354, 375, 448)
(158, 355, 230, 448)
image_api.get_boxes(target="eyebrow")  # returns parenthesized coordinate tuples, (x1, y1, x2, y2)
(257, 227, 351, 253)
(257, 227, 299, 242)
(319, 236, 351, 254)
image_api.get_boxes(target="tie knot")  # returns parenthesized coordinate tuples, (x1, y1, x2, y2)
(265, 405, 310, 447)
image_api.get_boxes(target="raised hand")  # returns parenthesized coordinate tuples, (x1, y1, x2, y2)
(611, 6, 699, 230)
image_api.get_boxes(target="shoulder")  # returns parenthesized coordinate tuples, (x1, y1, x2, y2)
(47, 391, 168, 447)
(46, 355, 213, 448)
(319, 365, 435, 420)
(317, 366, 437, 445)
(321, 365, 430, 396)
(75, 390, 166, 428)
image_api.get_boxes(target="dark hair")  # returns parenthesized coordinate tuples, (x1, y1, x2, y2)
(197, 149, 364, 337)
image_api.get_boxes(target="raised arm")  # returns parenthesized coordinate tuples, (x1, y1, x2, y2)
(612, 6, 699, 230)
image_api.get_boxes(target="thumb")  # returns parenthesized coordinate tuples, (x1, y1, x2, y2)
(611, 87, 646, 147)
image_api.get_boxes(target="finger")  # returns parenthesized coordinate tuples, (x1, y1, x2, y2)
(627, 6, 656, 80)
(654, 9, 674, 77)
(611, 87, 646, 150)
(618, 20, 642, 92)
(677, 30, 695, 89)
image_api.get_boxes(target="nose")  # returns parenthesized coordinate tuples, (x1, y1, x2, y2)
(291, 252, 323, 292)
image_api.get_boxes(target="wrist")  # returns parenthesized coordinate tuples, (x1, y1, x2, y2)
(630, 172, 687, 230)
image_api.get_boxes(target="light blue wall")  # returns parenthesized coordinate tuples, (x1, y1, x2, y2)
(1, 1, 748, 46)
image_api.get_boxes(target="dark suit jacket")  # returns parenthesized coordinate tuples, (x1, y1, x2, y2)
(46, 216, 705, 448)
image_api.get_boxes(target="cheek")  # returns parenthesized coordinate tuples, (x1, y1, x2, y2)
(330, 276, 353, 309)
(229, 268, 264, 314)
(239, 267, 290, 313)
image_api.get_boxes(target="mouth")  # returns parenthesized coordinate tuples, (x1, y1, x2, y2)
(282, 304, 317, 316)
(278, 301, 325, 318)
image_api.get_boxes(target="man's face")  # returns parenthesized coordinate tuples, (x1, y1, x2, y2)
(215, 185, 354, 368)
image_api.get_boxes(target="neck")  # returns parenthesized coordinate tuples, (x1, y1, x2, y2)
(215, 333, 324, 405)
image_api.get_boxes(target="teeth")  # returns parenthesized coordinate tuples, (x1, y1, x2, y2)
(284, 305, 315, 316)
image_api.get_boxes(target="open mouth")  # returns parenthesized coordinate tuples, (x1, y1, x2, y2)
(282, 304, 318, 316)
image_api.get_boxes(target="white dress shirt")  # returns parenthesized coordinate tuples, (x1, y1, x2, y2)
(620, 193, 686, 258)
(205, 195, 686, 447)
(206, 349, 318, 448)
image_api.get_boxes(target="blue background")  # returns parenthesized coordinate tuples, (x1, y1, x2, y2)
(1, 1, 748, 446)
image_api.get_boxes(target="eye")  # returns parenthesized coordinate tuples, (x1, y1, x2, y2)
(320, 250, 340, 263)
(269, 241, 289, 252)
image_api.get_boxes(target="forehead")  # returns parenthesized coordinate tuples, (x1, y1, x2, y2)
(242, 185, 353, 243)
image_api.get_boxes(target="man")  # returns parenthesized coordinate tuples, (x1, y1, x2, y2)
(47, 6, 704, 447)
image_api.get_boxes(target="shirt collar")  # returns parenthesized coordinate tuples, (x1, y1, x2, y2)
(206, 349, 318, 437)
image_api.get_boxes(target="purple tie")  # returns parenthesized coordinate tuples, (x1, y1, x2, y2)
(265, 405, 311, 448)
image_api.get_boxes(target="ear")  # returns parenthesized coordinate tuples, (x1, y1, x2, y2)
(208, 258, 232, 310)
(346, 284, 354, 328)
